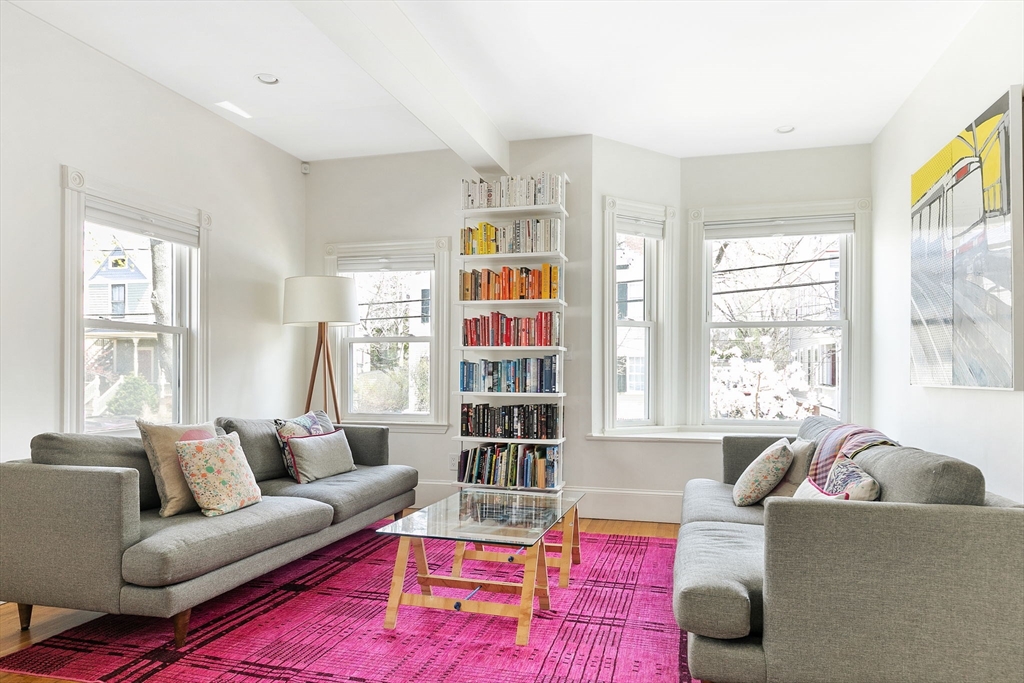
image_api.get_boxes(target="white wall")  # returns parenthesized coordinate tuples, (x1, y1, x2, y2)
(304, 137, 873, 521)
(0, 2, 309, 460)
(870, 0, 1024, 501)
(304, 148, 476, 508)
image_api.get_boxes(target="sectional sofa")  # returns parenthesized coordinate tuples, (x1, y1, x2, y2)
(674, 416, 1024, 683)
(0, 418, 417, 646)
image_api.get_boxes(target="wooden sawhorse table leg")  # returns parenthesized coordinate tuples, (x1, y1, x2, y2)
(554, 504, 582, 587)
(383, 536, 550, 646)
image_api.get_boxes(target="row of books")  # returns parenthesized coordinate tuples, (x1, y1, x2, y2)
(462, 311, 561, 347)
(462, 172, 564, 209)
(459, 265, 560, 301)
(460, 402, 561, 440)
(459, 356, 560, 394)
(458, 444, 561, 489)
(460, 219, 562, 255)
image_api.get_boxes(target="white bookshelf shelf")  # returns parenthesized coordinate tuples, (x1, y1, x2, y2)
(459, 204, 568, 221)
(458, 299, 566, 308)
(453, 481, 564, 493)
(456, 391, 565, 398)
(459, 345, 567, 352)
(453, 436, 565, 445)
(458, 251, 568, 264)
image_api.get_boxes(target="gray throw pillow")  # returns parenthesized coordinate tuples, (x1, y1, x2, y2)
(285, 428, 356, 483)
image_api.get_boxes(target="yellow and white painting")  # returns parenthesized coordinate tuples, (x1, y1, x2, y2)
(910, 92, 1015, 388)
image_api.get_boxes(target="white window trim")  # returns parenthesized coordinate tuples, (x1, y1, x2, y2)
(323, 237, 450, 432)
(594, 196, 677, 435)
(687, 198, 872, 428)
(61, 165, 210, 432)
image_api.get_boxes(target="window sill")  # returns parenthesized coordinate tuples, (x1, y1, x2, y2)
(587, 425, 797, 444)
(340, 421, 450, 435)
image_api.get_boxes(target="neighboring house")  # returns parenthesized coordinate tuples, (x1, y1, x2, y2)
(84, 242, 160, 423)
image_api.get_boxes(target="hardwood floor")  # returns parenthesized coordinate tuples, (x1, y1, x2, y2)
(0, 515, 679, 683)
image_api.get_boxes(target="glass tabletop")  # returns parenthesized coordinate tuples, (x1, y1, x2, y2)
(377, 489, 585, 546)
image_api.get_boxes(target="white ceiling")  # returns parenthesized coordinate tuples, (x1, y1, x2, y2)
(12, 0, 983, 161)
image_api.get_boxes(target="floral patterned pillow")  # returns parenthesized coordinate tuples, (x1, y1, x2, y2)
(274, 411, 326, 481)
(176, 432, 262, 516)
(732, 438, 794, 507)
(824, 454, 880, 501)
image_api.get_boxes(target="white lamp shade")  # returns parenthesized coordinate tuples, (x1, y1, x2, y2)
(283, 276, 359, 326)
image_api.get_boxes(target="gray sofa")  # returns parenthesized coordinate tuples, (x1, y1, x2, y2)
(0, 418, 417, 646)
(674, 416, 1024, 683)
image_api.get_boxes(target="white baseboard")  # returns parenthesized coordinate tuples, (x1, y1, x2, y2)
(414, 480, 683, 524)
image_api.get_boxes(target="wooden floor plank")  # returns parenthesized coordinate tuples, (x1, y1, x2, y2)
(0, 515, 678, 682)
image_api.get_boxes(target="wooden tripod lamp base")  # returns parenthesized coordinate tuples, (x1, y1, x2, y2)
(305, 321, 342, 423)
(284, 275, 359, 424)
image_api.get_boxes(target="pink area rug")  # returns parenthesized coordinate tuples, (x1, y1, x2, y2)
(0, 525, 694, 683)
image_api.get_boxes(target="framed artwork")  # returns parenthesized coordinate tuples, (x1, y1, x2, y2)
(910, 86, 1023, 389)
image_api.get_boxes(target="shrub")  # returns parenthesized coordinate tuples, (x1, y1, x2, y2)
(107, 374, 159, 416)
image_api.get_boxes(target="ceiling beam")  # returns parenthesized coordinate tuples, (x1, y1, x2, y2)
(292, 0, 508, 176)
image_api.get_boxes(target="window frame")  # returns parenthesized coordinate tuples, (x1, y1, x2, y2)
(324, 238, 450, 432)
(596, 197, 676, 434)
(62, 165, 210, 433)
(694, 203, 869, 428)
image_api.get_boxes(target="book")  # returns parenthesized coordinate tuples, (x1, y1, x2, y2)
(462, 173, 564, 209)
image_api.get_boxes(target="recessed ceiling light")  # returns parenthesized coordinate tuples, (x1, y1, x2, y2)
(254, 73, 279, 85)
(214, 101, 252, 119)
(775, 125, 796, 134)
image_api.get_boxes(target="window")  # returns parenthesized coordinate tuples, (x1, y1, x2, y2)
(599, 197, 673, 431)
(332, 239, 449, 428)
(63, 165, 208, 434)
(110, 284, 126, 317)
(703, 215, 852, 424)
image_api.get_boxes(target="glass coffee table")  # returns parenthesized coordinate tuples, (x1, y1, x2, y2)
(377, 488, 584, 645)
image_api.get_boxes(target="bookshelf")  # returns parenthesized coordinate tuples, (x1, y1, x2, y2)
(455, 172, 569, 493)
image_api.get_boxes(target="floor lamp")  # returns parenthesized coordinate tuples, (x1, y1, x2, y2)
(283, 275, 359, 423)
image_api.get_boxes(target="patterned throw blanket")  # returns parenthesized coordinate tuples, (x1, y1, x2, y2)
(808, 423, 896, 486)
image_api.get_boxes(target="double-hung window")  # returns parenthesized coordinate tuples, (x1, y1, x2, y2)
(601, 198, 672, 429)
(64, 166, 207, 433)
(332, 239, 449, 427)
(703, 215, 853, 424)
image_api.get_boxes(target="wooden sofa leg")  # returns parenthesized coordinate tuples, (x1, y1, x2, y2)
(172, 608, 191, 647)
(393, 509, 405, 520)
(17, 604, 32, 631)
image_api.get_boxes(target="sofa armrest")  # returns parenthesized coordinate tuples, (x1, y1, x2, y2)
(335, 424, 389, 467)
(0, 462, 142, 614)
(721, 435, 794, 484)
(762, 498, 1024, 683)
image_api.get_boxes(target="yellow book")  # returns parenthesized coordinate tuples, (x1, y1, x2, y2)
(541, 263, 551, 299)
(535, 457, 546, 489)
(551, 265, 559, 300)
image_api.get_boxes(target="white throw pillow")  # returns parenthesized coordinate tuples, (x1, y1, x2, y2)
(732, 438, 794, 507)
(794, 477, 849, 500)
(765, 438, 816, 498)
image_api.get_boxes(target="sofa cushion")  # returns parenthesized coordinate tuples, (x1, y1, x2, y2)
(259, 465, 418, 524)
(852, 445, 985, 505)
(31, 432, 161, 511)
(797, 415, 842, 443)
(122, 496, 333, 587)
(765, 438, 816, 498)
(674, 521, 764, 639)
(682, 479, 764, 526)
(215, 417, 289, 481)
